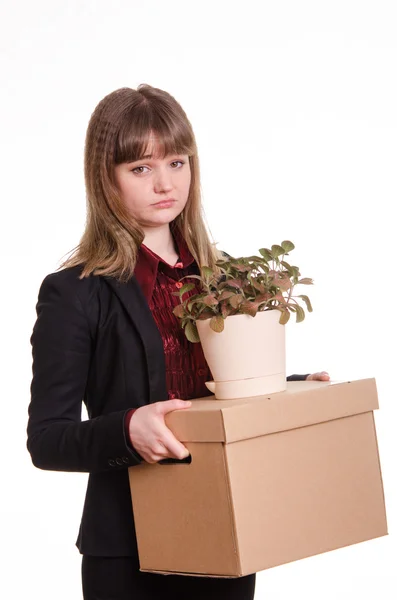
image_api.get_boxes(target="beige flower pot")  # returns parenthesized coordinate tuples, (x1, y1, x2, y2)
(196, 309, 286, 400)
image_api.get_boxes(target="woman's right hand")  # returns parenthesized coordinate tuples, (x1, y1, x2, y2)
(128, 399, 192, 464)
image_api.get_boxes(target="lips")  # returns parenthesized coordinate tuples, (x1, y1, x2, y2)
(152, 198, 177, 209)
(153, 198, 176, 205)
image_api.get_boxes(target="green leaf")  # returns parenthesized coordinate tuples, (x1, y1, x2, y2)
(297, 278, 314, 285)
(271, 244, 285, 258)
(281, 240, 295, 253)
(179, 283, 195, 296)
(295, 305, 305, 323)
(246, 255, 266, 262)
(280, 260, 293, 271)
(291, 267, 300, 278)
(278, 310, 290, 324)
(187, 299, 198, 312)
(178, 274, 202, 282)
(259, 248, 273, 262)
(297, 294, 313, 312)
(186, 292, 208, 312)
(202, 266, 214, 279)
(185, 321, 201, 343)
(209, 315, 225, 333)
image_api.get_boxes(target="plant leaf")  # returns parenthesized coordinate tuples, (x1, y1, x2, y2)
(219, 290, 235, 301)
(278, 310, 290, 324)
(240, 301, 258, 317)
(281, 240, 295, 253)
(280, 260, 292, 271)
(202, 294, 218, 306)
(297, 277, 314, 285)
(259, 248, 273, 262)
(246, 255, 266, 262)
(202, 266, 214, 279)
(221, 303, 229, 318)
(223, 279, 243, 289)
(297, 294, 313, 312)
(178, 274, 203, 282)
(197, 307, 216, 320)
(185, 321, 201, 343)
(209, 315, 224, 333)
(173, 304, 186, 318)
(179, 283, 195, 297)
(234, 263, 252, 272)
(295, 305, 305, 323)
(229, 293, 244, 308)
(274, 273, 292, 291)
(271, 244, 285, 258)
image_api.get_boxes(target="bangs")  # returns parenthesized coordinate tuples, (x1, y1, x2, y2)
(114, 103, 194, 165)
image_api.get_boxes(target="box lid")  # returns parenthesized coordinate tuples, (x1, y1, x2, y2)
(164, 378, 378, 443)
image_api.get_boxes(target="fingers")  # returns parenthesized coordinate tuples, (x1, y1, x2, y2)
(152, 402, 191, 460)
(319, 371, 330, 379)
(160, 426, 190, 460)
(129, 400, 192, 463)
(309, 371, 330, 381)
(156, 399, 192, 414)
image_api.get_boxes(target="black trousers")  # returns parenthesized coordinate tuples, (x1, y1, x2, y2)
(82, 555, 256, 600)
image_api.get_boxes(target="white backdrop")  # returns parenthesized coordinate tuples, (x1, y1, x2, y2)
(1, 1, 396, 598)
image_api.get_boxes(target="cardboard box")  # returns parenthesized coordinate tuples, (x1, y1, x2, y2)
(128, 378, 388, 577)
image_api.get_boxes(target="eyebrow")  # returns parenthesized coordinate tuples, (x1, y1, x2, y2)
(127, 153, 184, 164)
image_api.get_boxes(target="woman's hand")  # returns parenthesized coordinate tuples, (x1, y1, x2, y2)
(128, 399, 192, 464)
(306, 371, 330, 381)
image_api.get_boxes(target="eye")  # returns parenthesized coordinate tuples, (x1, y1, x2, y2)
(131, 165, 148, 174)
(131, 159, 185, 175)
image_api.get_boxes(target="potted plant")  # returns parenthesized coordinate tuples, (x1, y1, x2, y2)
(172, 240, 313, 399)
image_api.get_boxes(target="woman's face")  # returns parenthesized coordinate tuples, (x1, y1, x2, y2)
(114, 135, 191, 231)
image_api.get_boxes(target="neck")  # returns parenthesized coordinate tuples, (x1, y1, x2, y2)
(142, 224, 177, 257)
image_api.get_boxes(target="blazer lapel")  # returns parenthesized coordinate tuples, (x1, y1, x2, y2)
(103, 275, 168, 404)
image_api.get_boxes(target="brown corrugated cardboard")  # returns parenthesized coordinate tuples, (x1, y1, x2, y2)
(128, 378, 388, 577)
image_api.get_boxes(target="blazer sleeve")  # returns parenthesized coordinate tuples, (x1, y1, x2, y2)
(27, 272, 143, 474)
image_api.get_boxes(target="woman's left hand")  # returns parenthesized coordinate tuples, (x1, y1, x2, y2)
(306, 371, 330, 381)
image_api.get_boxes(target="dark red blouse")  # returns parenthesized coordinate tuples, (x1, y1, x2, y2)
(124, 229, 213, 447)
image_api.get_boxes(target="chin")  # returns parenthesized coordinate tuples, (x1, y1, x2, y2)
(157, 207, 184, 220)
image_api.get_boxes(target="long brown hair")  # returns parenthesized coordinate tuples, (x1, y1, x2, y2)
(59, 84, 223, 282)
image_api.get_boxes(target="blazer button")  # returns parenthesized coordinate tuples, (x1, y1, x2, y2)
(122, 456, 130, 464)
(108, 459, 116, 467)
(116, 457, 123, 466)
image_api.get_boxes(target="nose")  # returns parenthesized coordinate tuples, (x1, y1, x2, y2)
(153, 165, 173, 193)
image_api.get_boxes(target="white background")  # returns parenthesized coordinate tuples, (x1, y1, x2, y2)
(1, 1, 396, 598)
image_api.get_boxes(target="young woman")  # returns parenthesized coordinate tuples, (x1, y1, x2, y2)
(27, 84, 330, 600)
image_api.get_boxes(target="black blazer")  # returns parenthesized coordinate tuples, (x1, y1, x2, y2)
(27, 264, 309, 557)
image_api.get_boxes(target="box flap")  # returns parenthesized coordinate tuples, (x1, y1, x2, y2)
(164, 378, 378, 443)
